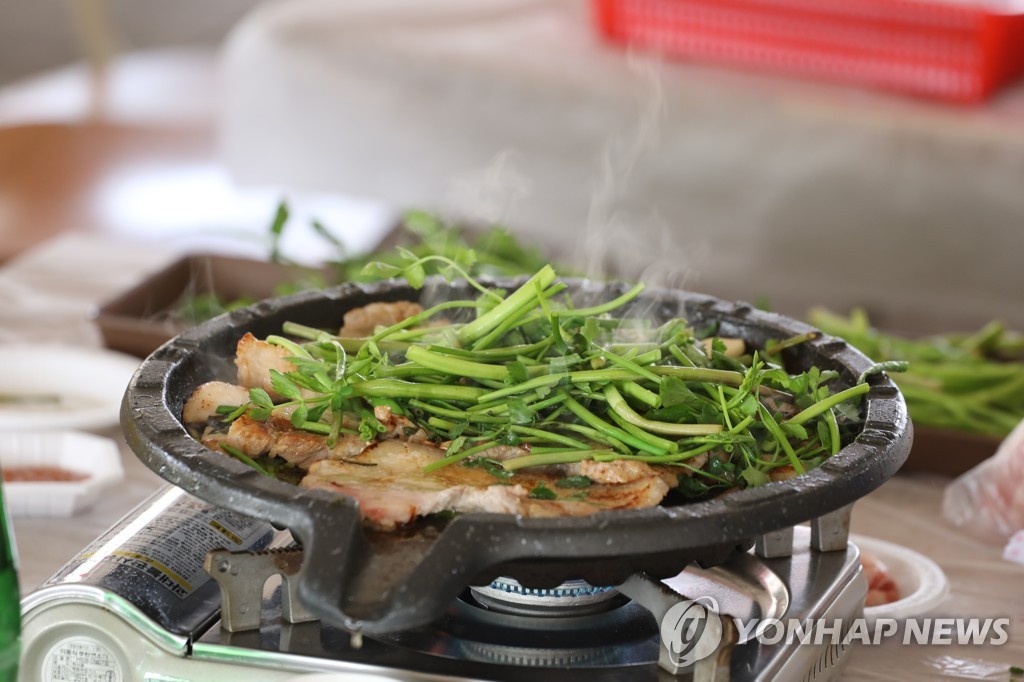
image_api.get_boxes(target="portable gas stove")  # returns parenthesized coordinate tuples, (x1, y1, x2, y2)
(20, 485, 866, 681)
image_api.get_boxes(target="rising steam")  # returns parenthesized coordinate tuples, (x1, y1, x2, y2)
(447, 149, 534, 230)
(441, 49, 701, 294)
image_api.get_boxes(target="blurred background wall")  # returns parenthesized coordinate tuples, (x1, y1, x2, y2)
(0, 0, 257, 86)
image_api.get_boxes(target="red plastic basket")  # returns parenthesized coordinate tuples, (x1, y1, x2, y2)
(591, 0, 1024, 103)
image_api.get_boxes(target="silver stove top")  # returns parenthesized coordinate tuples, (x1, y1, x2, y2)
(20, 486, 866, 681)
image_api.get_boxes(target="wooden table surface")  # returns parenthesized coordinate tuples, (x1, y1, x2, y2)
(0, 123, 213, 263)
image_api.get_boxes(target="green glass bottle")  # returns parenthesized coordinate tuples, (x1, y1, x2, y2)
(0, 469, 19, 682)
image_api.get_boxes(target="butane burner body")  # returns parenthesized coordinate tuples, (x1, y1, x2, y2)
(20, 486, 866, 682)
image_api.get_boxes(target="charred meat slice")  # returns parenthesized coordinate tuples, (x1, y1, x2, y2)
(207, 413, 368, 469)
(300, 440, 670, 531)
(186, 391, 687, 530)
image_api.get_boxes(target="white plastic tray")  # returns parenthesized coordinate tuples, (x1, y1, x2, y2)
(0, 344, 140, 432)
(0, 431, 125, 518)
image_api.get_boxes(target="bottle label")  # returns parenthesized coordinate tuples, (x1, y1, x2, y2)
(42, 637, 122, 682)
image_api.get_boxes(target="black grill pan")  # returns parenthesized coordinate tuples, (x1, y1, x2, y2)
(121, 278, 911, 634)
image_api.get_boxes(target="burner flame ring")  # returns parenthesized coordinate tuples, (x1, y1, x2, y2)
(470, 577, 621, 617)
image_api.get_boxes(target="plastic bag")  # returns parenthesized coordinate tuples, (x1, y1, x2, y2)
(942, 418, 1024, 544)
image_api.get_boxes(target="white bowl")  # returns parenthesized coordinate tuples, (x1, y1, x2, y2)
(0, 431, 125, 517)
(852, 534, 950, 623)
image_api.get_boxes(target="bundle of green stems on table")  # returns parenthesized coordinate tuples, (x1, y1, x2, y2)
(810, 309, 1024, 439)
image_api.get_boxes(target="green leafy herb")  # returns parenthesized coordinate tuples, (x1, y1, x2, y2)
(676, 476, 712, 499)
(249, 388, 274, 409)
(528, 482, 558, 500)
(740, 467, 770, 487)
(463, 457, 515, 480)
(269, 371, 302, 401)
(219, 443, 269, 477)
(290, 404, 309, 428)
(507, 398, 533, 425)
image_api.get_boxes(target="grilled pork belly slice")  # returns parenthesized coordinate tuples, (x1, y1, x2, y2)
(182, 381, 250, 425)
(339, 301, 423, 338)
(197, 401, 435, 469)
(204, 414, 366, 469)
(189, 408, 677, 530)
(235, 332, 297, 399)
(184, 378, 698, 531)
(571, 458, 656, 485)
(300, 440, 671, 531)
(190, 405, 680, 530)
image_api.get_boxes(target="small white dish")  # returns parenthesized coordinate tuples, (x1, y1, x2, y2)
(0, 344, 140, 432)
(852, 534, 950, 623)
(0, 430, 125, 517)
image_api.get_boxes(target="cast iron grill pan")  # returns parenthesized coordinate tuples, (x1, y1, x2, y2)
(121, 277, 912, 634)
